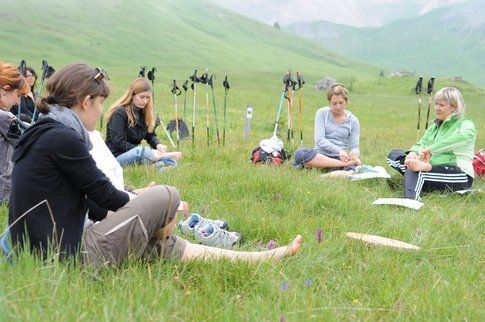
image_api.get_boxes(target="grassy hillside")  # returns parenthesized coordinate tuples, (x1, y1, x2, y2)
(0, 0, 378, 80)
(285, 0, 485, 87)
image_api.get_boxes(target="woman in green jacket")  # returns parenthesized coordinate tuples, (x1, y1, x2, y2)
(387, 87, 476, 200)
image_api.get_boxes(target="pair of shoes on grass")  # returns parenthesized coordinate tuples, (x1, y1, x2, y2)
(178, 213, 241, 248)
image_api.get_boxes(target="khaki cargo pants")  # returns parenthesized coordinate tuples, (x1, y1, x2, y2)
(82, 185, 187, 266)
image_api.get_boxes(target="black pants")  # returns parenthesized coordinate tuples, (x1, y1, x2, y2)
(387, 149, 473, 200)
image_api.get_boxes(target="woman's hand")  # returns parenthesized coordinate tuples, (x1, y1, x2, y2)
(156, 144, 167, 153)
(405, 151, 418, 161)
(349, 150, 359, 160)
(339, 150, 349, 162)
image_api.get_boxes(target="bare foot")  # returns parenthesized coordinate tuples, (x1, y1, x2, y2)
(163, 152, 183, 160)
(406, 158, 432, 172)
(288, 235, 303, 256)
(264, 235, 303, 261)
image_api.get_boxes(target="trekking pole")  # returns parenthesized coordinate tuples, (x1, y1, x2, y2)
(222, 76, 230, 147)
(139, 66, 147, 78)
(296, 71, 306, 146)
(208, 75, 221, 147)
(32, 60, 55, 124)
(182, 80, 188, 120)
(289, 74, 296, 144)
(286, 71, 292, 142)
(190, 69, 200, 147)
(415, 76, 423, 141)
(17, 60, 27, 119)
(148, 67, 176, 148)
(425, 77, 435, 129)
(199, 69, 210, 146)
(273, 71, 293, 137)
(171, 80, 182, 147)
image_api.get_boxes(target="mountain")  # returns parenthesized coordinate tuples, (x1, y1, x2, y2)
(284, 0, 485, 87)
(0, 0, 378, 81)
(210, 0, 468, 27)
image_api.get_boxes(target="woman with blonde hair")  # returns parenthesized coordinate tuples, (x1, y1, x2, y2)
(0, 61, 29, 203)
(387, 87, 476, 199)
(105, 77, 182, 170)
(293, 83, 361, 174)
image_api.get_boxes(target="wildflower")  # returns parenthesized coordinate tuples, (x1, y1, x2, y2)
(305, 279, 312, 286)
(267, 240, 276, 250)
(280, 282, 289, 290)
(316, 228, 323, 243)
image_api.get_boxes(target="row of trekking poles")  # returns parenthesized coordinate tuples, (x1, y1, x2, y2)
(136, 66, 231, 149)
(414, 76, 435, 141)
(273, 70, 306, 146)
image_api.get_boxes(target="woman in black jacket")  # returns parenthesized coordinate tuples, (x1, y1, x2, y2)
(10, 66, 37, 123)
(8, 64, 303, 265)
(105, 77, 182, 171)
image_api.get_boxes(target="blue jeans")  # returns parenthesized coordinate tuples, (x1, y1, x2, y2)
(116, 146, 177, 171)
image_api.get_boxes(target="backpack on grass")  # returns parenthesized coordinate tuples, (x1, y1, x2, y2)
(250, 136, 291, 165)
(473, 150, 485, 177)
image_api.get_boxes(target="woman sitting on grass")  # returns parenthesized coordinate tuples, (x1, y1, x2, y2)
(10, 66, 37, 123)
(387, 87, 476, 200)
(105, 78, 182, 171)
(0, 61, 29, 204)
(7, 63, 302, 265)
(293, 83, 361, 175)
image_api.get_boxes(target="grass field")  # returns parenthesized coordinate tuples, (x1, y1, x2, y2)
(1, 0, 484, 320)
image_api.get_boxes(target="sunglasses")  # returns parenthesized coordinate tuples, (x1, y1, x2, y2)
(93, 67, 109, 83)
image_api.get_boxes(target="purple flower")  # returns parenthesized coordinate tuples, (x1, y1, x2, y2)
(280, 315, 286, 322)
(280, 282, 289, 290)
(305, 279, 312, 286)
(267, 240, 276, 250)
(316, 228, 323, 243)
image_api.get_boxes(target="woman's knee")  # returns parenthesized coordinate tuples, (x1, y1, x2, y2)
(293, 148, 317, 168)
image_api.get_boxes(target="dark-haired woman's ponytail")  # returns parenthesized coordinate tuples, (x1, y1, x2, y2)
(35, 97, 52, 114)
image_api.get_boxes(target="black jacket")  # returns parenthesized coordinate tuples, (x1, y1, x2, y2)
(105, 106, 160, 157)
(9, 118, 129, 258)
(10, 94, 36, 123)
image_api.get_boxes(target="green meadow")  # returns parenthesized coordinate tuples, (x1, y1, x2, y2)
(1, 0, 484, 320)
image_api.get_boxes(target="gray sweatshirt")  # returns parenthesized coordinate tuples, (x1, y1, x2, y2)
(0, 110, 21, 203)
(314, 107, 360, 157)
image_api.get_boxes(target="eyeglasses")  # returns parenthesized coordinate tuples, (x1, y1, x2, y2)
(93, 67, 109, 83)
(25, 74, 36, 79)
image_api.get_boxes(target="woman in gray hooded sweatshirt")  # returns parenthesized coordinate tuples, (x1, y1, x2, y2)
(0, 61, 29, 204)
(293, 83, 360, 174)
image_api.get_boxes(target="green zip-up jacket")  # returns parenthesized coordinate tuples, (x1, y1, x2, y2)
(410, 115, 477, 177)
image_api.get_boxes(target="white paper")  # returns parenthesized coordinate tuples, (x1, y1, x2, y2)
(372, 198, 424, 210)
(454, 189, 481, 195)
(351, 172, 391, 181)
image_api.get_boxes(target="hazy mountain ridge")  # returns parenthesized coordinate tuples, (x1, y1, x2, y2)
(284, 0, 485, 87)
(210, 0, 468, 27)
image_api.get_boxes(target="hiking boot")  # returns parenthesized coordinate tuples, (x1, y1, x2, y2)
(194, 223, 241, 248)
(178, 213, 228, 235)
